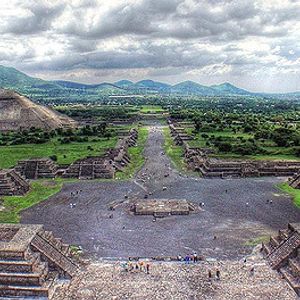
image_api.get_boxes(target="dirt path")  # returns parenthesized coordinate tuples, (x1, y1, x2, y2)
(21, 125, 300, 260)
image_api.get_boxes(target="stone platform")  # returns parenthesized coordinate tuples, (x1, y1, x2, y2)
(132, 199, 196, 217)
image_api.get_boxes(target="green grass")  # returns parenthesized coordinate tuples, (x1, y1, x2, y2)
(140, 105, 165, 114)
(277, 182, 300, 208)
(0, 179, 68, 223)
(0, 137, 118, 169)
(244, 236, 270, 246)
(116, 127, 149, 179)
(163, 126, 186, 171)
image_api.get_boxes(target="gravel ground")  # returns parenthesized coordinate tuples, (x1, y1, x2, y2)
(21, 125, 300, 260)
(53, 250, 297, 300)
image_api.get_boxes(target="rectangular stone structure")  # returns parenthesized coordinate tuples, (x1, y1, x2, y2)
(133, 199, 190, 216)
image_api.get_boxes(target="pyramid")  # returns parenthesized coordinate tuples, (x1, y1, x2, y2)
(0, 89, 77, 131)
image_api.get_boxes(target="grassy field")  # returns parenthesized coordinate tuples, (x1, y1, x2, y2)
(0, 137, 118, 169)
(0, 179, 68, 223)
(116, 127, 149, 180)
(139, 105, 165, 114)
(163, 126, 186, 171)
(277, 182, 300, 208)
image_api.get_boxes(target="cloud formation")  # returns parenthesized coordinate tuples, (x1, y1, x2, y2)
(0, 0, 300, 92)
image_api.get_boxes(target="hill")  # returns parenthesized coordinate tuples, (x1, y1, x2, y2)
(0, 89, 77, 131)
(1, 65, 299, 101)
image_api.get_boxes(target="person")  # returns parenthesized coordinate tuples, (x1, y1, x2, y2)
(216, 269, 220, 280)
(250, 266, 255, 276)
(185, 255, 190, 264)
(139, 260, 144, 271)
(128, 261, 133, 272)
(208, 270, 212, 280)
(146, 262, 150, 274)
(193, 252, 198, 263)
(177, 254, 182, 261)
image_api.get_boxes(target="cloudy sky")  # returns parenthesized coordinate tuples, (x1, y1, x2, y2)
(0, 0, 300, 92)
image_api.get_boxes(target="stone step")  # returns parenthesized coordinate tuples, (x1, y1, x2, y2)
(0, 272, 45, 286)
(0, 284, 49, 298)
(0, 260, 34, 273)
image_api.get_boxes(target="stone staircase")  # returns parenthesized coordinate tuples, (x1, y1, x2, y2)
(0, 224, 78, 299)
(262, 223, 300, 296)
(290, 173, 300, 189)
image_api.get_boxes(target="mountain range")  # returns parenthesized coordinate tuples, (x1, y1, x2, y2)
(0, 65, 299, 102)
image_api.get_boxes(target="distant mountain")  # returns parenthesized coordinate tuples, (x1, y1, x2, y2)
(54, 80, 124, 90)
(171, 81, 217, 95)
(1, 64, 299, 102)
(210, 82, 251, 95)
(135, 80, 171, 91)
(114, 80, 134, 88)
(0, 65, 60, 90)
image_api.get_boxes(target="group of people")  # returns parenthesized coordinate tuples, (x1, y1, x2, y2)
(122, 260, 151, 274)
(177, 252, 199, 263)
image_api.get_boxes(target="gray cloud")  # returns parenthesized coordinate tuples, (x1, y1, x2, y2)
(1, 1, 66, 35)
(0, 0, 300, 92)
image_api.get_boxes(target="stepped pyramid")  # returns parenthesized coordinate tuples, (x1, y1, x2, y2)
(0, 224, 78, 298)
(0, 169, 29, 196)
(0, 89, 77, 131)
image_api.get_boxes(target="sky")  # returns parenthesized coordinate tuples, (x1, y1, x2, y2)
(0, 0, 300, 93)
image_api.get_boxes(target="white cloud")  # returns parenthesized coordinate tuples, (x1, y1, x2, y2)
(0, 0, 299, 92)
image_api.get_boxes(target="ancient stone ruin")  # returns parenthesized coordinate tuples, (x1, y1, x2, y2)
(290, 172, 300, 189)
(63, 156, 115, 180)
(169, 121, 300, 178)
(131, 199, 197, 217)
(0, 223, 78, 298)
(63, 128, 138, 179)
(15, 158, 58, 180)
(169, 123, 193, 146)
(0, 169, 29, 196)
(262, 223, 300, 296)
